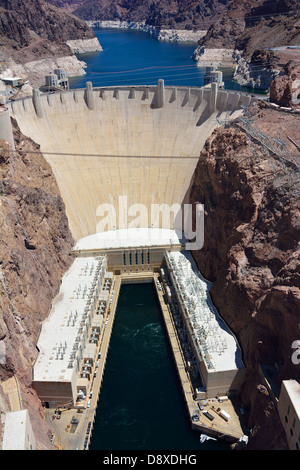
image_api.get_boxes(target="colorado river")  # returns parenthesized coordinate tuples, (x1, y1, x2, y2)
(90, 283, 229, 450)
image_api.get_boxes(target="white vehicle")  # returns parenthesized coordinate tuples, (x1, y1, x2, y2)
(200, 434, 217, 444)
(87, 400, 91, 408)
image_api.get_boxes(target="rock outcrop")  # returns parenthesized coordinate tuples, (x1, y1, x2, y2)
(233, 49, 282, 90)
(270, 60, 300, 108)
(0, 119, 74, 449)
(0, 0, 99, 60)
(189, 102, 300, 449)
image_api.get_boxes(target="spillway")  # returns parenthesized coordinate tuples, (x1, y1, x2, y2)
(7, 81, 253, 241)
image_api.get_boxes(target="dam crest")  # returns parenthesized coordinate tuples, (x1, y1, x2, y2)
(6, 80, 253, 243)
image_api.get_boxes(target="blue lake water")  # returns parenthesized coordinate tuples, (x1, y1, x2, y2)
(69, 28, 252, 91)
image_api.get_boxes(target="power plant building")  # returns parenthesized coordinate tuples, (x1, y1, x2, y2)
(32, 255, 110, 407)
(73, 228, 185, 275)
(278, 380, 300, 450)
(164, 251, 245, 398)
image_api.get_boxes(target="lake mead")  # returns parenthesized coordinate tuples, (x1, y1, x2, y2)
(69, 28, 252, 91)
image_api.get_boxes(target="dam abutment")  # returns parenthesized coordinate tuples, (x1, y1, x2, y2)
(0, 108, 15, 151)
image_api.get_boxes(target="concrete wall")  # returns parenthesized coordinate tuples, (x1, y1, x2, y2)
(32, 379, 75, 407)
(277, 380, 300, 450)
(73, 243, 183, 274)
(2, 410, 37, 450)
(203, 368, 247, 399)
(9, 83, 252, 241)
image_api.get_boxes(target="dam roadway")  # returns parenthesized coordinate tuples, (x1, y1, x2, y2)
(7, 81, 253, 242)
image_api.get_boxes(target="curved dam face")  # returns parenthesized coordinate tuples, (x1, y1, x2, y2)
(9, 82, 252, 241)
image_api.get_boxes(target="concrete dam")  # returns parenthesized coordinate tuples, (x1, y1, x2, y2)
(6, 81, 253, 243)
(1, 81, 253, 447)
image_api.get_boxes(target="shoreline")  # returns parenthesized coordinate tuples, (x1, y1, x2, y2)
(87, 20, 206, 44)
(0, 37, 102, 90)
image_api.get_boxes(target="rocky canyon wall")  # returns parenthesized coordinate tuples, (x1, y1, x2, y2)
(189, 102, 300, 449)
(0, 119, 74, 449)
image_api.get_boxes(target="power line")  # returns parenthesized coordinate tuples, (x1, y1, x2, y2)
(0, 148, 222, 159)
(71, 62, 299, 78)
(1, 146, 297, 164)
(65, 62, 299, 89)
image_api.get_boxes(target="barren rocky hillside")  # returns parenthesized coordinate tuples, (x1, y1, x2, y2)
(194, 0, 300, 53)
(48, 0, 86, 11)
(193, 0, 300, 87)
(70, 0, 232, 30)
(0, 0, 97, 63)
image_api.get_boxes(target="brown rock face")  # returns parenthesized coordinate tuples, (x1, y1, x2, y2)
(71, 0, 232, 30)
(47, 0, 86, 11)
(270, 60, 300, 108)
(189, 104, 300, 449)
(0, 0, 96, 63)
(0, 119, 74, 448)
